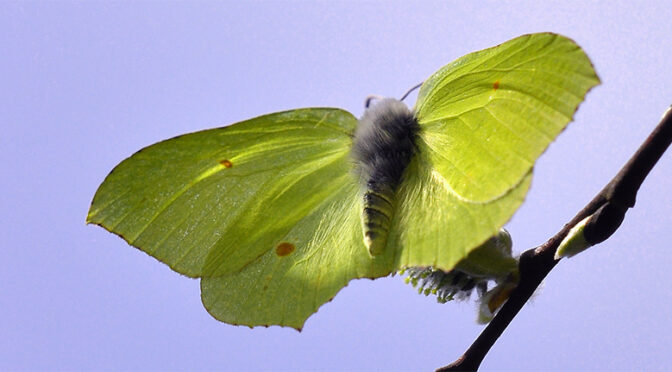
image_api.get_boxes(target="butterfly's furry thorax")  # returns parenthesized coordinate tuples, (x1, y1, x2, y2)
(351, 98, 420, 256)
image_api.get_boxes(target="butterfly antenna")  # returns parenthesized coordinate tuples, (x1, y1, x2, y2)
(365, 94, 384, 108)
(400, 82, 423, 102)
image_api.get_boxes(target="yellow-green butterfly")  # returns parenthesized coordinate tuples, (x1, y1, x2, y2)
(87, 33, 598, 330)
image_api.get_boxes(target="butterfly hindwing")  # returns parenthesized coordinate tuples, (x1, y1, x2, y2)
(201, 180, 395, 330)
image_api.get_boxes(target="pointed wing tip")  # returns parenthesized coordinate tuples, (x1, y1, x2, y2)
(85, 212, 98, 225)
(87, 217, 203, 279)
(568, 72, 601, 122)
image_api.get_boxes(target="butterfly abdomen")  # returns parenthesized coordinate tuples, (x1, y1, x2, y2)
(351, 98, 419, 256)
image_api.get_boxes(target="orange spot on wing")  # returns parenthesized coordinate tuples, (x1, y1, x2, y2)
(493, 81, 500, 91)
(220, 159, 233, 168)
(275, 242, 295, 257)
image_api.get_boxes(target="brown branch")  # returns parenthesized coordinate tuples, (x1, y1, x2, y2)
(437, 105, 672, 372)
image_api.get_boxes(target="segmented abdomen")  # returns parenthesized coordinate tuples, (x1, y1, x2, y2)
(362, 181, 395, 255)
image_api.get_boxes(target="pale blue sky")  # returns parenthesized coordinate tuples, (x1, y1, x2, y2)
(2, 1, 672, 370)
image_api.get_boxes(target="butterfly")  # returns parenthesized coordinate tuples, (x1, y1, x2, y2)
(87, 33, 599, 330)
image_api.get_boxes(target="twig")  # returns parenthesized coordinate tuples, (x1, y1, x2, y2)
(437, 105, 672, 372)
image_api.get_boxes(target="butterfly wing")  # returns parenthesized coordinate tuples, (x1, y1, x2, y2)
(88, 108, 396, 329)
(390, 33, 600, 271)
(201, 180, 394, 330)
